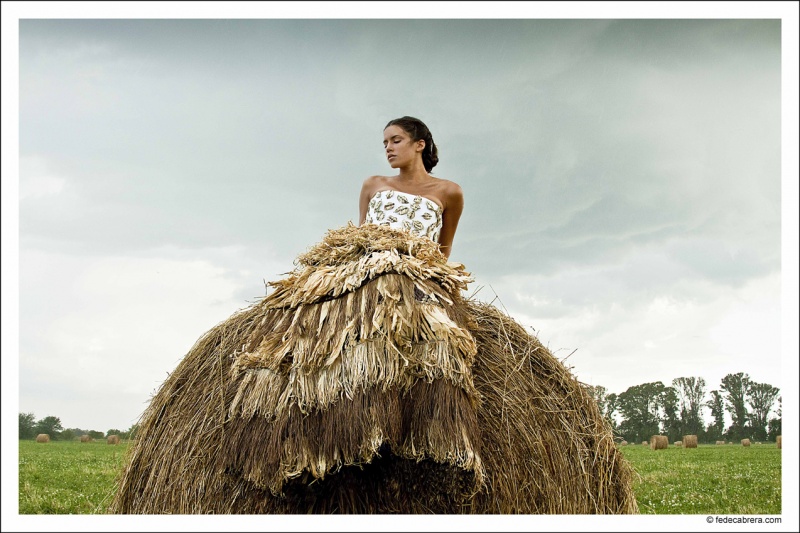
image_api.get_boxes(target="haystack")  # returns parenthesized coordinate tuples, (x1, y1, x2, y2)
(741, 439, 751, 447)
(110, 223, 637, 514)
(642, 441, 648, 446)
(620, 440, 628, 446)
(650, 435, 668, 450)
(777, 436, 782, 449)
(715, 440, 725, 445)
(35, 434, 50, 443)
(80, 435, 92, 443)
(108, 435, 121, 445)
(674, 441, 682, 447)
(683, 435, 698, 448)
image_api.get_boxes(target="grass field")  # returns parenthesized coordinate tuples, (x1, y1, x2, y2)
(18, 440, 781, 514)
(18, 439, 130, 514)
(619, 443, 781, 514)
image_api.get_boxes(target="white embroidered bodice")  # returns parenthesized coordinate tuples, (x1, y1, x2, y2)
(364, 190, 443, 242)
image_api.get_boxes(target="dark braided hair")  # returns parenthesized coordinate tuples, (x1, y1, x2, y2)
(385, 116, 439, 173)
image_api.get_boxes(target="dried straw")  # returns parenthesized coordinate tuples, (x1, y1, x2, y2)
(35, 434, 50, 443)
(777, 436, 782, 449)
(741, 439, 751, 447)
(110, 223, 637, 514)
(650, 436, 668, 450)
(715, 440, 725, 445)
(108, 435, 121, 445)
(682, 435, 697, 448)
(80, 435, 92, 443)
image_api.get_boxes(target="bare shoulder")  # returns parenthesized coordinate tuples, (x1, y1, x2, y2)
(435, 177, 463, 202)
(362, 175, 390, 194)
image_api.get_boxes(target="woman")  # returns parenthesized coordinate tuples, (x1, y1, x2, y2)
(359, 116, 463, 259)
(110, 117, 637, 515)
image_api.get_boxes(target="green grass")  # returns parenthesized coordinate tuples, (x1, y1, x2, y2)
(18, 440, 782, 514)
(619, 443, 782, 514)
(18, 439, 130, 514)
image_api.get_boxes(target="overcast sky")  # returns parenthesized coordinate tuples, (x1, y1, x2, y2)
(2, 2, 799, 527)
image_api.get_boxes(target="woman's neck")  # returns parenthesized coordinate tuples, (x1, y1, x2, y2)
(396, 158, 429, 182)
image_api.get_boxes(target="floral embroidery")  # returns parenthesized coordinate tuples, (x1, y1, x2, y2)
(365, 190, 442, 242)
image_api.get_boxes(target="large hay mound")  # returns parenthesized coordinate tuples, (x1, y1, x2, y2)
(682, 435, 698, 448)
(108, 435, 120, 445)
(110, 224, 637, 514)
(715, 440, 725, 445)
(674, 441, 682, 447)
(650, 435, 668, 450)
(35, 434, 50, 443)
(741, 439, 751, 447)
(80, 435, 92, 443)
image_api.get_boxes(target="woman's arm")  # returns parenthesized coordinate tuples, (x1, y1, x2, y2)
(358, 176, 380, 225)
(437, 182, 464, 259)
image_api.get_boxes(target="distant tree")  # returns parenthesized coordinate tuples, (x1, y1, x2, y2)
(720, 373, 751, 440)
(61, 429, 76, 441)
(747, 382, 780, 442)
(587, 386, 620, 431)
(605, 393, 619, 430)
(767, 395, 782, 442)
(660, 386, 681, 441)
(34, 416, 63, 440)
(767, 417, 782, 442)
(19, 412, 36, 440)
(706, 390, 725, 442)
(88, 430, 104, 439)
(617, 381, 666, 443)
(673, 376, 706, 437)
(107, 429, 122, 437)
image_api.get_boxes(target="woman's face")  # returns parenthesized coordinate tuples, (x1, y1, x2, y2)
(383, 125, 423, 169)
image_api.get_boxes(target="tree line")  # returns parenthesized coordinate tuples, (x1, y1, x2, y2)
(19, 371, 779, 445)
(589, 372, 781, 444)
(18, 413, 139, 441)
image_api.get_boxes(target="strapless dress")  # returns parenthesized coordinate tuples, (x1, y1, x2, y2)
(364, 189, 443, 243)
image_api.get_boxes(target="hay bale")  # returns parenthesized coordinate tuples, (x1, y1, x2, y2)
(741, 439, 751, 447)
(777, 435, 782, 449)
(642, 441, 648, 446)
(108, 435, 120, 445)
(35, 434, 50, 443)
(674, 441, 682, 447)
(110, 224, 638, 514)
(620, 440, 628, 446)
(80, 435, 92, 443)
(683, 435, 698, 448)
(715, 440, 725, 445)
(650, 435, 668, 450)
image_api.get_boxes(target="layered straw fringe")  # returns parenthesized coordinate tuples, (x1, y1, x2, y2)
(110, 223, 638, 514)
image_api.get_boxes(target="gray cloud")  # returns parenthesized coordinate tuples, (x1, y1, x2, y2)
(16, 18, 786, 428)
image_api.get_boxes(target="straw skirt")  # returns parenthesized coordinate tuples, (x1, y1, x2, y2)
(110, 223, 637, 514)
